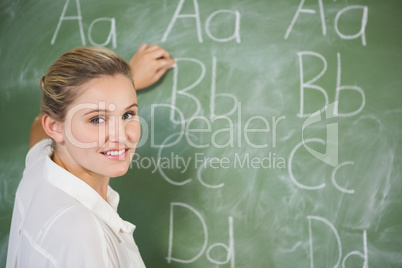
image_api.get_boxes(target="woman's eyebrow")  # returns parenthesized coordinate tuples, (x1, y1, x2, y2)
(83, 104, 138, 116)
(84, 109, 108, 116)
(126, 103, 138, 110)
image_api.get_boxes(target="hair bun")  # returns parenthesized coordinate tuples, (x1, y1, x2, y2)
(40, 76, 46, 91)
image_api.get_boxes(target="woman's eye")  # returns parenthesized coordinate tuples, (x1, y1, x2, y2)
(122, 112, 135, 120)
(90, 117, 105, 124)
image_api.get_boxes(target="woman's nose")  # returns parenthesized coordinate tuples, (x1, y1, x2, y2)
(108, 116, 127, 144)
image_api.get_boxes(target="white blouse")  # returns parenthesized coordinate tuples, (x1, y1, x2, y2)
(6, 139, 146, 267)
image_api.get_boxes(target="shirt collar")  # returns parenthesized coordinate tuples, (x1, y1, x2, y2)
(44, 156, 136, 242)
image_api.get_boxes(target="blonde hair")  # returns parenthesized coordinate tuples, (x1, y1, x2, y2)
(40, 47, 134, 122)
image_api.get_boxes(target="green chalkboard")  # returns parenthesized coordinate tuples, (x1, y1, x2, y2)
(1, 0, 402, 267)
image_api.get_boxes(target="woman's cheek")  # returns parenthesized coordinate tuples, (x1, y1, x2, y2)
(126, 120, 141, 145)
(71, 122, 103, 147)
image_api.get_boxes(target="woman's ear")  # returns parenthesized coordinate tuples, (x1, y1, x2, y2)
(42, 114, 64, 144)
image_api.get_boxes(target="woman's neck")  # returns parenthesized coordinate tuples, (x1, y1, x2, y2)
(52, 152, 110, 201)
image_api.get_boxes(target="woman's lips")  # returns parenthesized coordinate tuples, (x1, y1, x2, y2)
(101, 148, 129, 160)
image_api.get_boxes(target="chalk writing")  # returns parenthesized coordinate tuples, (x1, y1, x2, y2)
(308, 216, 368, 268)
(288, 138, 327, 190)
(334, 53, 365, 117)
(334, 6, 368, 46)
(51, 0, 85, 45)
(162, 0, 241, 43)
(285, 0, 326, 38)
(170, 57, 238, 123)
(162, 0, 202, 42)
(157, 132, 191, 186)
(170, 58, 204, 124)
(210, 56, 238, 120)
(289, 138, 356, 193)
(196, 156, 225, 189)
(285, 0, 368, 46)
(167, 203, 235, 267)
(51, 0, 117, 48)
(298, 52, 365, 118)
(302, 102, 338, 167)
(88, 18, 116, 48)
(331, 161, 355, 194)
(205, 10, 241, 43)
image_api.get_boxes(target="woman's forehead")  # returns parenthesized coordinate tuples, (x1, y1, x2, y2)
(72, 75, 137, 107)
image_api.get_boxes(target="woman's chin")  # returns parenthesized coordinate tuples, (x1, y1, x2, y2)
(108, 165, 130, 178)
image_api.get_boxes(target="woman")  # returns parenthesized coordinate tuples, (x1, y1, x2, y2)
(6, 45, 175, 267)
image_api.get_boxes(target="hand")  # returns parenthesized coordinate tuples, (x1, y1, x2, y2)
(129, 44, 176, 90)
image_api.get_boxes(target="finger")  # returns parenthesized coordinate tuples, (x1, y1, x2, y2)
(164, 58, 177, 67)
(154, 67, 169, 82)
(144, 44, 160, 52)
(154, 60, 176, 81)
(154, 58, 176, 71)
(150, 47, 172, 60)
(137, 43, 149, 52)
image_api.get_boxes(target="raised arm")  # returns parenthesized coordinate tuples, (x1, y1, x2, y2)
(129, 44, 176, 90)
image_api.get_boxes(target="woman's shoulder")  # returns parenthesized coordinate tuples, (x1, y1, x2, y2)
(21, 202, 110, 267)
(42, 204, 104, 239)
(22, 189, 108, 254)
(24, 181, 103, 235)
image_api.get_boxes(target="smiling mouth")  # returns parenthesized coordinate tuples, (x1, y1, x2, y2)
(101, 149, 126, 156)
